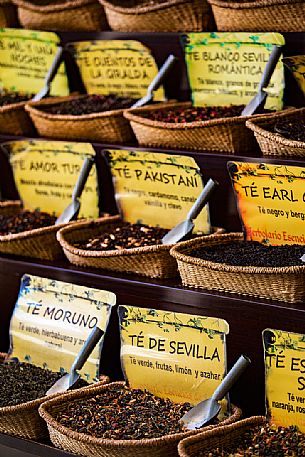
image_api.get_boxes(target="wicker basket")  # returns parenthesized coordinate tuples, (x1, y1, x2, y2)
(0, 99, 35, 136)
(0, 353, 110, 440)
(39, 381, 242, 457)
(170, 232, 305, 303)
(57, 215, 224, 279)
(246, 107, 305, 158)
(0, 200, 22, 216)
(0, 0, 18, 26)
(178, 416, 266, 457)
(13, 0, 108, 31)
(207, 0, 305, 32)
(0, 203, 70, 260)
(98, 0, 213, 32)
(123, 101, 269, 154)
(25, 95, 135, 144)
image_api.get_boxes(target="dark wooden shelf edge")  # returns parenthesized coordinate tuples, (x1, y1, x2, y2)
(0, 433, 77, 457)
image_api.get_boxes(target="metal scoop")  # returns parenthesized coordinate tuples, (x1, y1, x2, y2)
(131, 54, 177, 108)
(55, 156, 94, 225)
(241, 45, 283, 116)
(181, 355, 251, 430)
(46, 326, 104, 396)
(161, 178, 218, 245)
(32, 46, 64, 102)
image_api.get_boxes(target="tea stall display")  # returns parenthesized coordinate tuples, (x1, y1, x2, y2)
(0, 274, 115, 439)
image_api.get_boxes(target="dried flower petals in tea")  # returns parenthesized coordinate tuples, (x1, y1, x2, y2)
(56, 384, 192, 439)
(205, 424, 305, 456)
(75, 223, 169, 251)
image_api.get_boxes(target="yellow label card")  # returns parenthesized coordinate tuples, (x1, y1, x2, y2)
(283, 55, 305, 97)
(0, 28, 68, 96)
(10, 274, 116, 382)
(119, 306, 229, 405)
(228, 162, 305, 245)
(7, 140, 99, 219)
(106, 149, 211, 234)
(69, 40, 165, 100)
(183, 32, 285, 109)
(264, 328, 305, 431)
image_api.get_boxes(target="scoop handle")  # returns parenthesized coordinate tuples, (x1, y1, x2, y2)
(258, 45, 282, 91)
(72, 157, 95, 200)
(71, 326, 104, 373)
(212, 355, 251, 402)
(187, 178, 218, 221)
(147, 54, 177, 94)
(45, 46, 64, 85)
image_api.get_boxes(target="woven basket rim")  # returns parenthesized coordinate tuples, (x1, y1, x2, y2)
(57, 216, 222, 258)
(12, 0, 97, 12)
(0, 220, 68, 242)
(246, 107, 305, 149)
(170, 232, 305, 274)
(39, 380, 241, 447)
(124, 101, 276, 130)
(0, 200, 21, 208)
(0, 99, 29, 113)
(178, 416, 266, 454)
(26, 95, 128, 121)
(99, 0, 198, 14)
(207, 0, 304, 8)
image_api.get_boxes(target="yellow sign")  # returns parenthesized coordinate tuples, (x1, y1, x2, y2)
(10, 274, 116, 382)
(0, 28, 68, 96)
(69, 40, 165, 100)
(283, 55, 305, 97)
(7, 140, 99, 219)
(119, 306, 229, 405)
(106, 149, 211, 234)
(264, 328, 305, 432)
(228, 161, 305, 245)
(183, 32, 285, 109)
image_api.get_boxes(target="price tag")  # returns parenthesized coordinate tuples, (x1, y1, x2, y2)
(119, 305, 229, 405)
(106, 149, 211, 234)
(264, 328, 305, 432)
(183, 32, 285, 109)
(283, 55, 305, 97)
(228, 161, 305, 245)
(69, 40, 165, 100)
(9, 274, 116, 382)
(0, 28, 68, 96)
(7, 139, 99, 219)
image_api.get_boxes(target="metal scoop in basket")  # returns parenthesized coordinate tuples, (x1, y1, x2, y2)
(241, 45, 283, 116)
(161, 178, 218, 245)
(32, 46, 64, 102)
(46, 326, 104, 396)
(55, 156, 95, 225)
(181, 355, 251, 430)
(131, 54, 177, 108)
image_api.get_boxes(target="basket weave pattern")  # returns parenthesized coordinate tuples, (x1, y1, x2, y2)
(57, 216, 179, 279)
(124, 102, 262, 154)
(0, 200, 22, 216)
(39, 381, 242, 457)
(0, 353, 109, 441)
(246, 107, 305, 157)
(26, 96, 135, 143)
(99, 0, 212, 32)
(13, 0, 107, 31)
(170, 232, 305, 303)
(178, 416, 266, 457)
(0, 100, 35, 136)
(208, 0, 305, 32)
